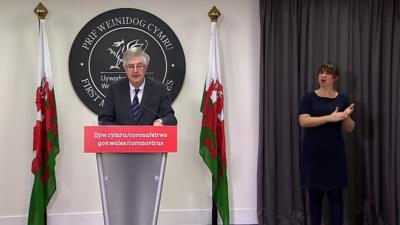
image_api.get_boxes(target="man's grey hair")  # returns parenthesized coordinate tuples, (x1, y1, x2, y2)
(122, 47, 150, 67)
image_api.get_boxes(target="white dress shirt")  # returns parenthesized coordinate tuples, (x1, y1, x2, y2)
(129, 80, 145, 104)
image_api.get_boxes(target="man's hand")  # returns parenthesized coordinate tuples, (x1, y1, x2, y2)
(153, 119, 163, 126)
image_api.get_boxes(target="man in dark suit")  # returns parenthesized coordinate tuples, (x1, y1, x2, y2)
(98, 47, 177, 126)
(96, 48, 177, 225)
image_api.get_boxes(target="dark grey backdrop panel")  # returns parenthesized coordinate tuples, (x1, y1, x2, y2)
(258, 0, 400, 225)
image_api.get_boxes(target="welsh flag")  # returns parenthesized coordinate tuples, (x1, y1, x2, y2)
(199, 21, 229, 225)
(28, 19, 60, 225)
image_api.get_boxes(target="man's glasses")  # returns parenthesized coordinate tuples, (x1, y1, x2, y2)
(126, 64, 146, 71)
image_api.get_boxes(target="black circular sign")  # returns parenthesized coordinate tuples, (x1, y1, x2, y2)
(69, 8, 186, 115)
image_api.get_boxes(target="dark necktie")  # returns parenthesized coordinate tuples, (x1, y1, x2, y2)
(131, 89, 140, 121)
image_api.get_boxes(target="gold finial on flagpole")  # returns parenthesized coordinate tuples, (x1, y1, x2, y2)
(34, 2, 48, 19)
(208, 6, 220, 22)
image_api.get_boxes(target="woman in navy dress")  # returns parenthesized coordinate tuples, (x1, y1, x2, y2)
(299, 63, 355, 225)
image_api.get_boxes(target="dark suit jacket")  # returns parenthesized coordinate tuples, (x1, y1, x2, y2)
(98, 77, 177, 126)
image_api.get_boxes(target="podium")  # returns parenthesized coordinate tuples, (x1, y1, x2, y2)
(84, 126, 177, 225)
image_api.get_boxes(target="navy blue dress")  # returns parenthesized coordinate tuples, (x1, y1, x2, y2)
(299, 91, 349, 189)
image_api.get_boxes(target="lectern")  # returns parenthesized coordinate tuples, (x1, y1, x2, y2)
(84, 126, 177, 225)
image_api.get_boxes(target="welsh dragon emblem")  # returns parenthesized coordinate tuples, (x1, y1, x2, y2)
(107, 39, 148, 70)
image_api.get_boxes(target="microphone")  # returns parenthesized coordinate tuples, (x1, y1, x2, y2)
(140, 103, 162, 118)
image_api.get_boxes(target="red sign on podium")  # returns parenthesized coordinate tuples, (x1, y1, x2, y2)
(84, 126, 177, 153)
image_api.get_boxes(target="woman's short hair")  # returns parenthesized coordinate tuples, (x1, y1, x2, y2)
(317, 63, 339, 77)
(122, 47, 150, 67)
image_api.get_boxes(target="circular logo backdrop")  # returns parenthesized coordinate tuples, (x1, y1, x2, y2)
(69, 8, 186, 115)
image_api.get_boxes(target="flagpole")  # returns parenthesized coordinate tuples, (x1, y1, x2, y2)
(208, 7, 221, 225)
(33, 2, 49, 225)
